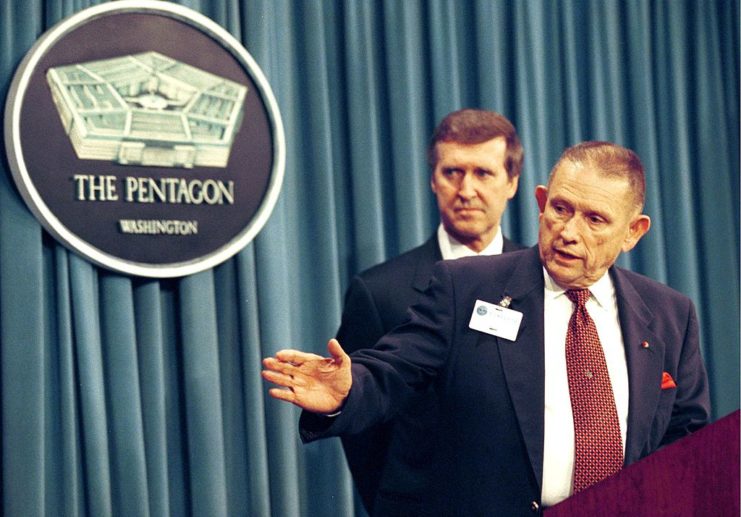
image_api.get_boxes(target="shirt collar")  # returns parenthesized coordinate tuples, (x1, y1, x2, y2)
(437, 223, 503, 260)
(542, 267, 615, 309)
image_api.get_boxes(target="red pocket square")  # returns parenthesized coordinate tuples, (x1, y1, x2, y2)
(661, 371, 677, 389)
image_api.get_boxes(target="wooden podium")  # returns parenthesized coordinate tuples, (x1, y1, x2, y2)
(545, 410, 740, 516)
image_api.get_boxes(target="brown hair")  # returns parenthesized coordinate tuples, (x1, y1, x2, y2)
(427, 109, 523, 180)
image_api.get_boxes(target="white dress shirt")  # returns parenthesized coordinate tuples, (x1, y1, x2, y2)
(540, 269, 629, 507)
(436, 223, 504, 260)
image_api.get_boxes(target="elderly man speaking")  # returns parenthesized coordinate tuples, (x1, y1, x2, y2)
(262, 141, 710, 516)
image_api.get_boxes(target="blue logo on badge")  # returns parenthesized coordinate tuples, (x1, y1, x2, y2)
(476, 306, 488, 316)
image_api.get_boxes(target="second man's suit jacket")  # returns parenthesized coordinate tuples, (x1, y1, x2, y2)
(336, 234, 522, 514)
(306, 246, 710, 516)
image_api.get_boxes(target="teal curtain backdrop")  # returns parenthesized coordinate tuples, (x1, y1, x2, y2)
(0, 0, 738, 515)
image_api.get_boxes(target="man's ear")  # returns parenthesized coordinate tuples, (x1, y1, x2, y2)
(506, 175, 520, 200)
(621, 214, 651, 252)
(534, 185, 548, 213)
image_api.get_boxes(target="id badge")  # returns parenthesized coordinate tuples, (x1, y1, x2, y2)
(468, 299, 523, 341)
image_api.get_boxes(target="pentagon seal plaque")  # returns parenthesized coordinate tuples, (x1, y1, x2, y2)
(4, 0, 285, 277)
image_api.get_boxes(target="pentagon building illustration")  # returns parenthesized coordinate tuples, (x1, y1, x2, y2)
(46, 52, 248, 168)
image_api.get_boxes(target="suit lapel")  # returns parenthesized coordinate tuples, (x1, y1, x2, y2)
(611, 268, 665, 464)
(491, 247, 547, 487)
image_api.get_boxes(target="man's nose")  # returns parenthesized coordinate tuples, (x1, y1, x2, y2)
(560, 216, 581, 241)
(457, 172, 477, 199)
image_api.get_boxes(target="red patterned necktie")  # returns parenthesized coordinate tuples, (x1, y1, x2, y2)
(565, 289, 623, 492)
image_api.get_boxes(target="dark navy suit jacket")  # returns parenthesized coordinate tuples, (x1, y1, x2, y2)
(336, 234, 524, 515)
(305, 246, 710, 516)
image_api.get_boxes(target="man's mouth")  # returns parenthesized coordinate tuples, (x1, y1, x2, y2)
(554, 248, 580, 262)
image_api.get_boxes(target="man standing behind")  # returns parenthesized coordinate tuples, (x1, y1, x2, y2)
(337, 109, 525, 514)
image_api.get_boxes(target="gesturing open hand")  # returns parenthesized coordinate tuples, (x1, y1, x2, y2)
(261, 339, 352, 414)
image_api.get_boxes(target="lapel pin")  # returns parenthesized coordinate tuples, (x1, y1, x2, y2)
(641, 340, 650, 349)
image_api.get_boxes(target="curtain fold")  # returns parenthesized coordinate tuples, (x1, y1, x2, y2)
(69, 256, 112, 517)
(133, 279, 170, 517)
(180, 272, 229, 516)
(343, 1, 395, 269)
(51, 247, 84, 517)
(234, 250, 271, 516)
(381, 0, 432, 251)
(0, 1, 738, 516)
(100, 274, 150, 517)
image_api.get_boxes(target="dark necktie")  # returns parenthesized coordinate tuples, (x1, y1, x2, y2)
(565, 289, 623, 492)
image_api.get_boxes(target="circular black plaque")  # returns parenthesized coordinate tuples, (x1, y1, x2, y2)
(4, 0, 285, 277)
